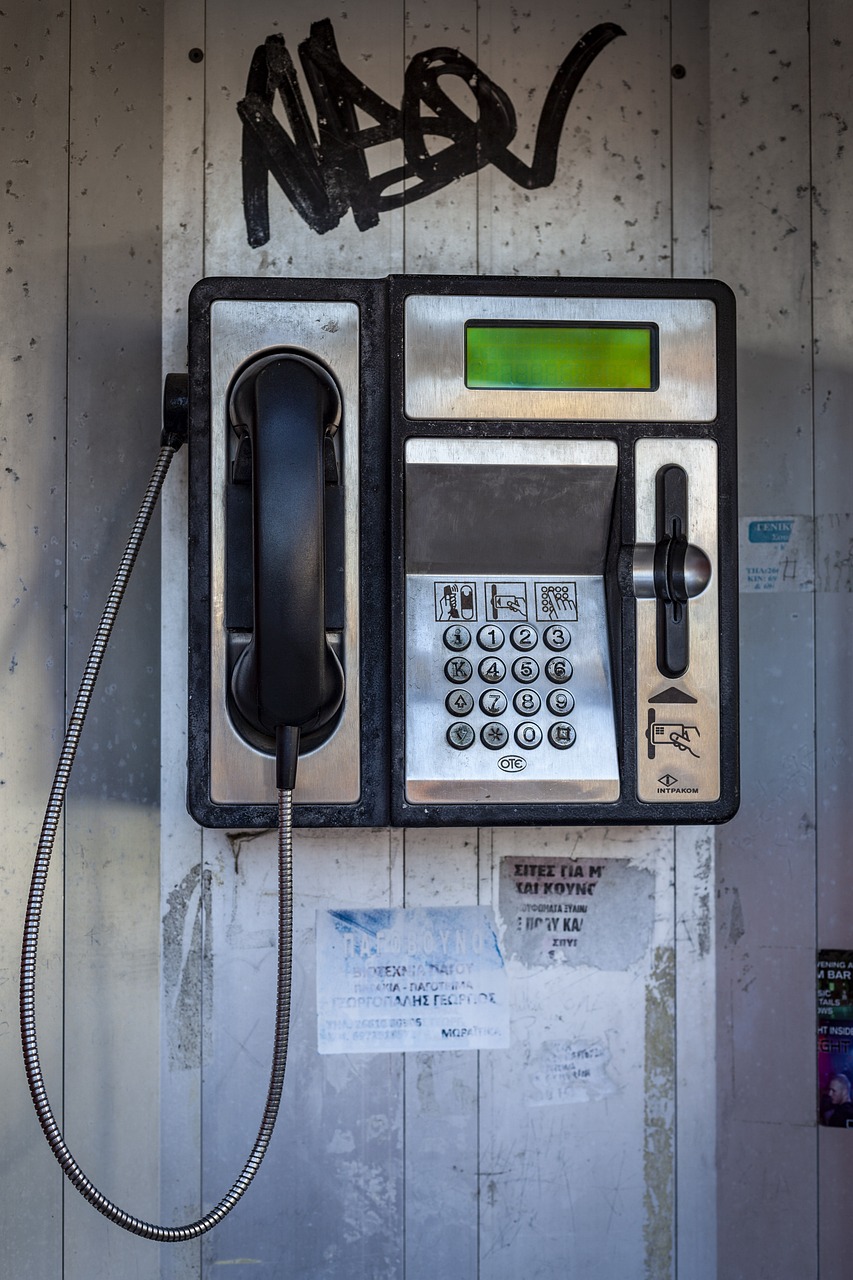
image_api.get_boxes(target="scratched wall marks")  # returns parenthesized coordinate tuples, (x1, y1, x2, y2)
(238, 17, 624, 243)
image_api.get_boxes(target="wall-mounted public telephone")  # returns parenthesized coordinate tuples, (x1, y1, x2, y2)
(187, 275, 738, 828)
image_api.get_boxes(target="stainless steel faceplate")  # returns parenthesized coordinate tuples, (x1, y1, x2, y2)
(209, 300, 360, 806)
(404, 438, 620, 804)
(404, 294, 717, 422)
(634, 438, 720, 803)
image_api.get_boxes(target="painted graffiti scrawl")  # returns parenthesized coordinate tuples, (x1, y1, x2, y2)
(238, 17, 625, 244)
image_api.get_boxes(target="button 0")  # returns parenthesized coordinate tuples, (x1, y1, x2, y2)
(446, 722, 475, 750)
(443, 625, 471, 651)
(446, 689, 474, 716)
(514, 722, 543, 749)
(545, 656, 572, 684)
(481, 722, 509, 750)
(510, 625, 538, 651)
(548, 722, 576, 749)
(479, 656, 506, 684)
(445, 657, 473, 683)
(543, 625, 571, 651)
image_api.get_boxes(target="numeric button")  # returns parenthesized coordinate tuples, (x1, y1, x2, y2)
(511, 656, 539, 684)
(546, 689, 575, 716)
(513, 689, 541, 716)
(480, 689, 508, 716)
(543, 625, 571, 651)
(477, 625, 505, 651)
(515, 722, 543, 750)
(510, 625, 538, 651)
(545, 656, 572, 684)
(479, 656, 506, 684)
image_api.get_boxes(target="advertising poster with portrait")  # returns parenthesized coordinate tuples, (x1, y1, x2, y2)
(818, 950, 853, 1128)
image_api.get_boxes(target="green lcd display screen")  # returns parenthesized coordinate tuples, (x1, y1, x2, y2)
(465, 323, 656, 391)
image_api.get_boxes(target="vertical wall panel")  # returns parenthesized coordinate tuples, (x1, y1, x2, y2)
(61, 2, 165, 1275)
(810, 3, 853, 1277)
(160, 3, 206, 1277)
(0, 5, 70, 1277)
(709, 2, 817, 1276)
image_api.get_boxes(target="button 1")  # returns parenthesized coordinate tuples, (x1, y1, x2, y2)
(543, 625, 571, 651)
(445, 657, 473, 683)
(443, 625, 471, 651)
(479, 656, 506, 684)
(548, 722, 576, 749)
(481, 722, 509, 750)
(446, 689, 474, 716)
(510, 625, 538, 651)
(545, 656, 573, 684)
(546, 689, 575, 716)
(513, 689, 541, 716)
(515, 722, 543, 749)
(480, 688, 508, 716)
(511, 656, 539, 684)
(446, 722, 475, 750)
(477, 625, 505, 651)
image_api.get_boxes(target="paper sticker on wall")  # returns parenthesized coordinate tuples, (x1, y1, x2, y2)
(817, 949, 853, 1128)
(316, 906, 510, 1054)
(739, 515, 814, 592)
(499, 857, 655, 970)
(525, 1038, 619, 1106)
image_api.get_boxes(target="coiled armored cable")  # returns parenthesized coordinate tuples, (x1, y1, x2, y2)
(20, 444, 294, 1240)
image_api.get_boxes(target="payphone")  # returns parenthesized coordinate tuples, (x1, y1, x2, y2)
(187, 274, 738, 828)
(21, 273, 738, 1240)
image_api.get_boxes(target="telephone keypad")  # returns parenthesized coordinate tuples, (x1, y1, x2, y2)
(440, 607, 578, 759)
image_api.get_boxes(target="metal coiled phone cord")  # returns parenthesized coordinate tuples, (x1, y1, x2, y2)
(20, 443, 295, 1241)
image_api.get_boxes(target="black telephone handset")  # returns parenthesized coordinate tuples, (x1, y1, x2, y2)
(227, 354, 345, 784)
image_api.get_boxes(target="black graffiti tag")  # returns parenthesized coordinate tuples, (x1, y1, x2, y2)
(238, 19, 625, 244)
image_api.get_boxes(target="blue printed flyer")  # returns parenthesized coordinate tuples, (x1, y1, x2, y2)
(818, 950, 853, 1128)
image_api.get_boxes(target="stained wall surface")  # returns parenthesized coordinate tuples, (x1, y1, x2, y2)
(0, 2, 850, 1278)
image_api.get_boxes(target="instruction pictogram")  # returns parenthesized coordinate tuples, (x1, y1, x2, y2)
(434, 581, 477, 621)
(486, 581, 528, 620)
(535, 581, 578, 622)
(645, 708, 701, 760)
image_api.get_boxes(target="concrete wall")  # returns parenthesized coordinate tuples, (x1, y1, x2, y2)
(1, 1, 850, 1277)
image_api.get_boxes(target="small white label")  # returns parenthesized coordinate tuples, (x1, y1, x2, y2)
(316, 906, 510, 1054)
(739, 515, 814, 592)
